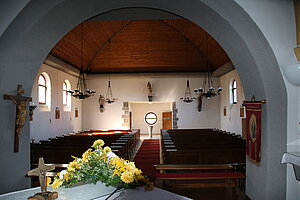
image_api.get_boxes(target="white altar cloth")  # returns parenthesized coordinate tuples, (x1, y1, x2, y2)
(0, 182, 191, 200)
(281, 152, 300, 166)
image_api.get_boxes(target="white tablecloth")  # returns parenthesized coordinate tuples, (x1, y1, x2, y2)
(281, 152, 300, 166)
(0, 182, 191, 200)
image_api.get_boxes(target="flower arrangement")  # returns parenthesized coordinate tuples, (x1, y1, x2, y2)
(52, 139, 153, 191)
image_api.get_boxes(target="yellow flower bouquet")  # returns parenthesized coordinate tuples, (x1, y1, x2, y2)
(52, 139, 153, 193)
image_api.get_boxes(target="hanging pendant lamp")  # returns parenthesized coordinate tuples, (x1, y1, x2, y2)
(105, 39, 117, 104)
(180, 38, 196, 104)
(194, 69, 222, 100)
(194, 33, 222, 100)
(68, 23, 96, 99)
(105, 78, 117, 104)
(180, 79, 196, 103)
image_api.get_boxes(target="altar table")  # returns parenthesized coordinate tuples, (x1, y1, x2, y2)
(281, 152, 300, 181)
(0, 182, 191, 200)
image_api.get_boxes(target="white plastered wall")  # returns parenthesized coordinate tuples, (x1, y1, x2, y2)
(82, 75, 221, 131)
(220, 69, 245, 135)
(130, 102, 172, 134)
(30, 64, 82, 141)
(235, 1, 300, 199)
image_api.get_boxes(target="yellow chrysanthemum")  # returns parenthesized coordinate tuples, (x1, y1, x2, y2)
(52, 179, 63, 189)
(92, 139, 105, 148)
(113, 169, 121, 176)
(64, 172, 71, 181)
(103, 146, 111, 153)
(67, 161, 81, 172)
(134, 168, 142, 176)
(82, 149, 92, 162)
(126, 162, 136, 171)
(110, 157, 125, 169)
(46, 177, 52, 186)
(120, 171, 134, 183)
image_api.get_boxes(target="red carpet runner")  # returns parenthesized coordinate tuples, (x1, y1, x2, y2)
(133, 139, 160, 181)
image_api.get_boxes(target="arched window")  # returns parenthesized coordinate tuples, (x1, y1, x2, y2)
(38, 72, 51, 110)
(63, 81, 68, 105)
(38, 74, 47, 104)
(63, 79, 71, 111)
(231, 80, 237, 104)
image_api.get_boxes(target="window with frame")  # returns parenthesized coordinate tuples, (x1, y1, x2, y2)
(63, 81, 68, 105)
(63, 79, 72, 111)
(145, 112, 158, 125)
(38, 74, 47, 104)
(231, 80, 237, 104)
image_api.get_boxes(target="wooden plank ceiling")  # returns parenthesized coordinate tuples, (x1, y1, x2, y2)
(50, 19, 230, 74)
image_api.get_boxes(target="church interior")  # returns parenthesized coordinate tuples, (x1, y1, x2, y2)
(0, 1, 300, 200)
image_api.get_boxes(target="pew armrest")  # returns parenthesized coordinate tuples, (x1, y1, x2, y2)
(155, 164, 234, 171)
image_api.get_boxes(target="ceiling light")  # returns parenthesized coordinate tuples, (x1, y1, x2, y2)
(194, 32, 222, 100)
(68, 23, 96, 99)
(180, 79, 196, 103)
(105, 39, 117, 104)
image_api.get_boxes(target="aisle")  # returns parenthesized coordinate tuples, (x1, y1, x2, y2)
(133, 139, 160, 181)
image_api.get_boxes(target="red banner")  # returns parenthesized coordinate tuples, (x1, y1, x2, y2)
(244, 101, 262, 166)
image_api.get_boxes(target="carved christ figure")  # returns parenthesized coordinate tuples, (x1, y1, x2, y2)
(4, 85, 32, 152)
(7, 91, 31, 137)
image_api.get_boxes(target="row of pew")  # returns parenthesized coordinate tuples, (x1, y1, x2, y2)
(30, 129, 140, 187)
(161, 129, 246, 164)
(31, 129, 140, 166)
(157, 129, 246, 199)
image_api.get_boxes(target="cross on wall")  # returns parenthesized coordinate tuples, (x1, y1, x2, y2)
(3, 85, 32, 152)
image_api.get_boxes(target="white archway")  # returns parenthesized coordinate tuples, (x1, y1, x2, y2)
(0, 1, 287, 199)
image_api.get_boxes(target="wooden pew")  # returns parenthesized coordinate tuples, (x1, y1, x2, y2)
(29, 130, 141, 187)
(155, 164, 234, 171)
(31, 130, 140, 164)
(156, 171, 245, 200)
(155, 164, 246, 200)
(160, 129, 246, 165)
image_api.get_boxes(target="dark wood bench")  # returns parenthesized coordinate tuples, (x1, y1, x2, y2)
(156, 171, 246, 200)
(155, 164, 234, 171)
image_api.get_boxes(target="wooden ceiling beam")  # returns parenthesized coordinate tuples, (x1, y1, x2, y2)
(86, 20, 134, 68)
(158, 19, 211, 67)
(50, 19, 230, 74)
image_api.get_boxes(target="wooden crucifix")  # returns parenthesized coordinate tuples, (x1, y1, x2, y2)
(27, 157, 58, 200)
(4, 85, 32, 152)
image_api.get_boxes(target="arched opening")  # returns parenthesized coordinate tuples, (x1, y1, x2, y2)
(0, 1, 287, 199)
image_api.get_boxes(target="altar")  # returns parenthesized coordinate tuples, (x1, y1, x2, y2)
(0, 182, 191, 200)
(281, 152, 300, 181)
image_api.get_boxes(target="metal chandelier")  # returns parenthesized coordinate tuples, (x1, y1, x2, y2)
(68, 23, 96, 99)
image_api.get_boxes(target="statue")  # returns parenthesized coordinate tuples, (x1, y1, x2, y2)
(147, 82, 153, 102)
(99, 95, 105, 113)
(197, 95, 202, 112)
(4, 85, 32, 152)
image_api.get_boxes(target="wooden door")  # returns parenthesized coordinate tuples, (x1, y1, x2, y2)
(162, 112, 172, 129)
